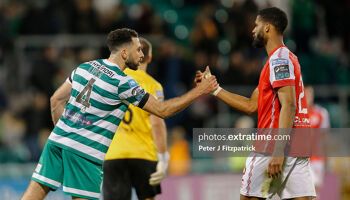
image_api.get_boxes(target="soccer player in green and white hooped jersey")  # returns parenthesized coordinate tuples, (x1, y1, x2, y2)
(21, 28, 220, 200)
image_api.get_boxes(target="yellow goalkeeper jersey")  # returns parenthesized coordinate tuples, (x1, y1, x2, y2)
(105, 68, 164, 161)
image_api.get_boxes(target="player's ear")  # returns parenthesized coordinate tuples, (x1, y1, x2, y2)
(265, 24, 270, 33)
(121, 48, 128, 60)
(147, 55, 152, 64)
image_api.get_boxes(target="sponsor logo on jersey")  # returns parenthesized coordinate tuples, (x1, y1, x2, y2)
(64, 108, 94, 127)
(271, 58, 288, 66)
(294, 116, 311, 127)
(98, 65, 115, 78)
(274, 65, 290, 80)
(88, 61, 101, 68)
(271, 58, 290, 80)
(87, 61, 115, 78)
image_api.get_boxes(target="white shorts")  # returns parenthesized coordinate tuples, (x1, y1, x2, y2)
(240, 152, 316, 199)
(310, 159, 325, 188)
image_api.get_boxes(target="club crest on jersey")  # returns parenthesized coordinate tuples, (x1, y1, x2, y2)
(132, 86, 145, 101)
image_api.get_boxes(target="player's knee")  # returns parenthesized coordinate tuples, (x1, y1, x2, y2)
(289, 197, 313, 200)
(72, 197, 90, 200)
(21, 180, 50, 200)
(240, 195, 266, 200)
(34, 181, 51, 193)
(240, 195, 251, 200)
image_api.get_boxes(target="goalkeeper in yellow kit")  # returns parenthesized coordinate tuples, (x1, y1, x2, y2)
(103, 38, 168, 200)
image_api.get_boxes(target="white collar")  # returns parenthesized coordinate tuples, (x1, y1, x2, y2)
(103, 59, 120, 69)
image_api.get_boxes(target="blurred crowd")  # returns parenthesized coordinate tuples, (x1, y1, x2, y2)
(0, 0, 349, 177)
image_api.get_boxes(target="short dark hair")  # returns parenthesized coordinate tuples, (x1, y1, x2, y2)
(106, 28, 138, 52)
(140, 38, 151, 63)
(258, 7, 288, 34)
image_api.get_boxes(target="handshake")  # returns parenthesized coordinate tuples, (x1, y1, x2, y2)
(194, 66, 222, 96)
(148, 66, 222, 187)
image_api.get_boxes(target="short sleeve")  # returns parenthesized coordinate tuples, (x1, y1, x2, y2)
(118, 76, 148, 107)
(152, 83, 164, 101)
(269, 57, 295, 88)
(65, 69, 76, 84)
(320, 108, 330, 129)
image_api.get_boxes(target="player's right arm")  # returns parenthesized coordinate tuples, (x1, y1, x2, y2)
(50, 81, 71, 125)
(216, 88, 258, 115)
(141, 76, 218, 118)
(194, 68, 258, 115)
(50, 70, 75, 125)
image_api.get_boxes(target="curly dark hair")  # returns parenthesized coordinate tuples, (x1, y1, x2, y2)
(258, 7, 288, 34)
(106, 28, 138, 53)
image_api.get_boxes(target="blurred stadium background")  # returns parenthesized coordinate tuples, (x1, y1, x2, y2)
(0, 0, 349, 199)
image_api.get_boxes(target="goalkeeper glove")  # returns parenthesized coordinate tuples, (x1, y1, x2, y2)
(149, 152, 170, 186)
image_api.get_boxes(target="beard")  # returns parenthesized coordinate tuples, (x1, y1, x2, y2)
(125, 55, 139, 70)
(252, 31, 266, 48)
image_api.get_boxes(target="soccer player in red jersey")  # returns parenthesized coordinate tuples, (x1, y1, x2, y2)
(305, 87, 330, 130)
(196, 7, 315, 200)
(305, 86, 330, 199)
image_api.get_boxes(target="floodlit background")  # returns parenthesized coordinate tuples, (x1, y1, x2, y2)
(0, 0, 349, 199)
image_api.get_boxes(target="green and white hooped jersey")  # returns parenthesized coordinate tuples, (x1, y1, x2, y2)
(48, 59, 148, 164)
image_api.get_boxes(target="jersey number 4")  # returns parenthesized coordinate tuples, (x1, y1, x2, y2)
(76, 78, 96, 108)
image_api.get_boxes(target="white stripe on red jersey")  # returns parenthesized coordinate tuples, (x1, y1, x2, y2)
(257, 45, 310, 129)
(255, 45, 310, 154)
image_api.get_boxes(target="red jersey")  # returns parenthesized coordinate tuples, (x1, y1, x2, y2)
(309, 105, 330, 161)
(309, 105, 330, 129)
(254, 45, 310, 155)
(257, 45, 310, 128)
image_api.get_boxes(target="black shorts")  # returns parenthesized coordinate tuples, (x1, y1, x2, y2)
(103, 159, 161, 200)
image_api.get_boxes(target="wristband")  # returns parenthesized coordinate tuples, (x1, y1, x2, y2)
(212, 86, 222, 96)
(205, 71, 212, 79)
(204, 71, 222, 96)
(158, 152, 170, 163)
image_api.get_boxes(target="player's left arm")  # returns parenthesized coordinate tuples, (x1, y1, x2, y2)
(266, 53, 297, 178)
(267, 85, 296, 178)
(149, 87, 168, 154)
(150, 86, 168, 154)
(277, 85, 296, 128)
(150, 114, 167, 154)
